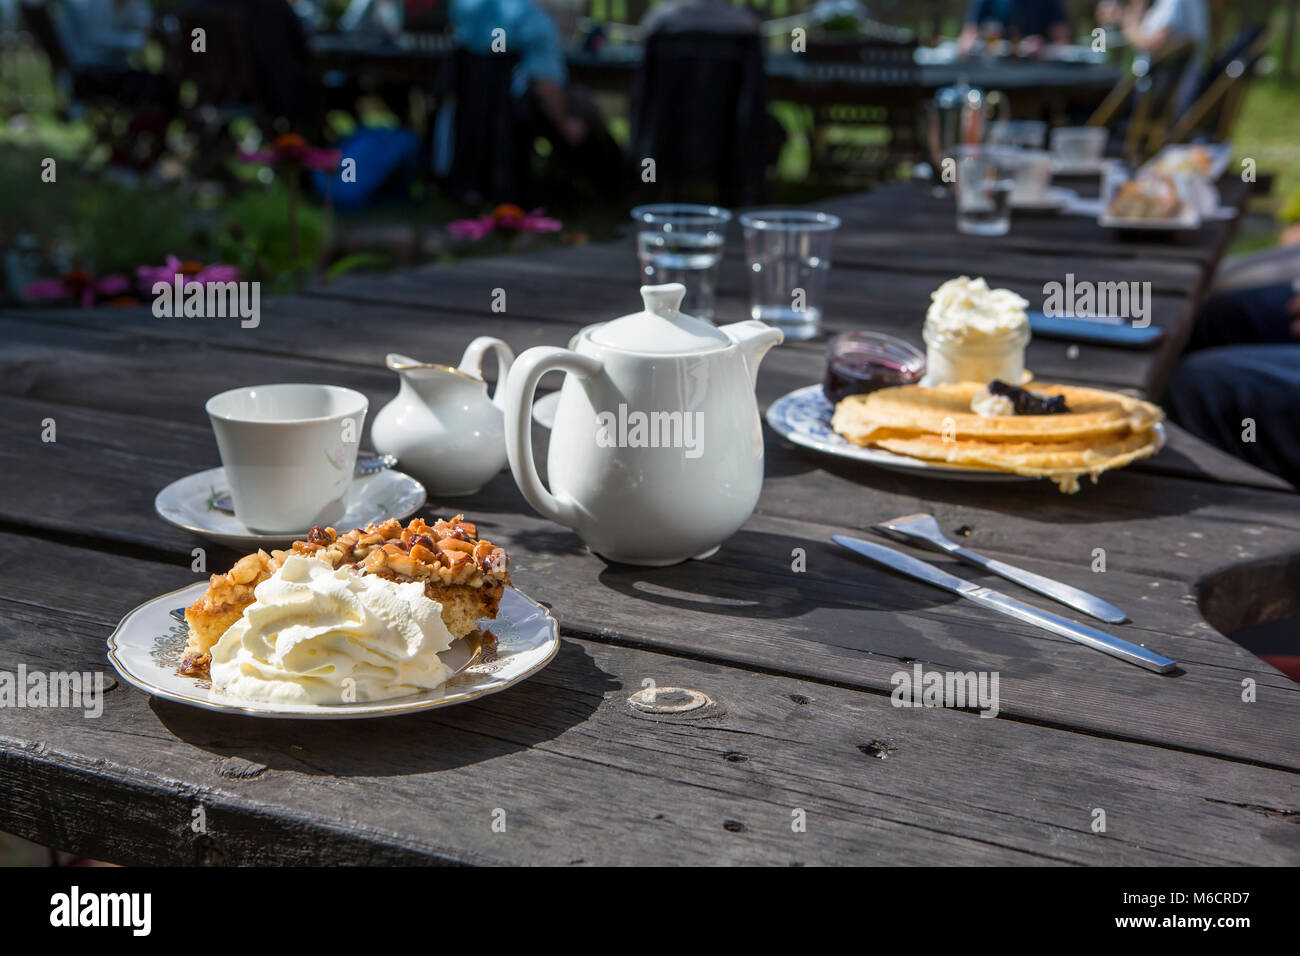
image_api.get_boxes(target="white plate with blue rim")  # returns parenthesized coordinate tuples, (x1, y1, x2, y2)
(154, 466, 427, 550)
(766, 384, 1165, 483)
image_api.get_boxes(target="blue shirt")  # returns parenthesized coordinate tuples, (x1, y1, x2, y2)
(449, 0, 566, 96)
(966, 0, 1068, 38)
(55, 0, 152, 72)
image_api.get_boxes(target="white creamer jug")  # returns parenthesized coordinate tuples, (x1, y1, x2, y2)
(371, 337, 513, 496)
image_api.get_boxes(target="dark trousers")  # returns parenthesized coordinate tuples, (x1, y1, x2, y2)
(1165, 283, 1300, 488)
(515, 87, 626, 206)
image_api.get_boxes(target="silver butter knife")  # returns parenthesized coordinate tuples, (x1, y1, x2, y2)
(831, 535, 1175, 674)
(875, 514, 1127, 624)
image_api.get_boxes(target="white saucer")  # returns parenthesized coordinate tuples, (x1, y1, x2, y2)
(1011, 186, 1075, 212)
(155, 466, 427, 550)
(532, 390, 561, 429)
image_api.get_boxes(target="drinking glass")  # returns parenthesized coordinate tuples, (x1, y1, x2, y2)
(631, 204, 731, 321)
(1005, 148, 1053, 205)
(1049, 126, 1108, 170)
(955, 146, 1015, 236)
(987, 119, 1048, 149)
(738, 210, 840, 342)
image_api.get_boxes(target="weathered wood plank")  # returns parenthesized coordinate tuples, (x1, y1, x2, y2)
(818, 182, 1245, 267)
(1, 535, 1296, 865)
(1, 291, 1161, 397)
(2, 394, 1298, 769)
(317, 229, 1206, 298)
(0, 314, 1287, 494)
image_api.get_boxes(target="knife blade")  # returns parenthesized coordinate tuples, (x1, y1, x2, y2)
(831, 535, 1176, 674)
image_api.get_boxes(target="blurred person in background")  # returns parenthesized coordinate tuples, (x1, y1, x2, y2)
(53, 0, 152, 74)
(445, 0, 622, 197)
(337, 0, 405, 37)
(183, 0, 318, 131)
(1165, 232, 1300, 489)
(640, 0, 759, 35)
(51, 0, 178, 169)
(959, 0, 1073, 55)
(1096, 0, 1209, 112)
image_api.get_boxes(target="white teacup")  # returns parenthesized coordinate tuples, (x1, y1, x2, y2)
(206, 384, 368, 533)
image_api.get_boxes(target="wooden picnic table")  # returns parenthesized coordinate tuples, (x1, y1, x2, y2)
(1, 182, 1298, 866)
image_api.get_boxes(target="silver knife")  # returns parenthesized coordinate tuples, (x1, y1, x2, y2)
(874, 513, 1127, 624)
(831, 535, 1176, 674)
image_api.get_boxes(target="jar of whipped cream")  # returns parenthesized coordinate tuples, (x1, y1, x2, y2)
(921, 276, 1030, 385)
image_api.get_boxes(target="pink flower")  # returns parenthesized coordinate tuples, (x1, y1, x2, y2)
(499, 208, 563, 233)
(23, 270, 131, 308)
(23, 279, 68, 300)
(137, 256, 241, 290)
(448, 204, 563, 240)
(238, 132, 341, 171)
(448, 215, 495, 240)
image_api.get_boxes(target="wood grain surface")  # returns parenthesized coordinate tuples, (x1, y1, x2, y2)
(1, 183, 1295, 865)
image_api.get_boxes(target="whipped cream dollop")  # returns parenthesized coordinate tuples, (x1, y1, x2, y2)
(209, 555, 455, 705)
(925, 276, 1029, 345)
(971, 387, 1015, 417)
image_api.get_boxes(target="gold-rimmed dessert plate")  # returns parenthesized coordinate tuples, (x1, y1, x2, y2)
(107, 583, 558, 718)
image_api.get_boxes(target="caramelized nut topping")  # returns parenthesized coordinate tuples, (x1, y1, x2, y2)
(289, 515, 509, 587)
(179, 651, 212, 677)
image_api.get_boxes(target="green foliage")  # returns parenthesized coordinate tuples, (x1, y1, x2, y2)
(74, 183, 207, 275)
(1282, 187, 1300, 225)
(817, 16, 865, 35)
(0, 148, 204, 276)
(216, 183, 326, 292)
(326, 252, 392, 279)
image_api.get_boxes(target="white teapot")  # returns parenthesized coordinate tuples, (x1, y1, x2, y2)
(503, 284, 782, 565)
(371, 337, 514, 496)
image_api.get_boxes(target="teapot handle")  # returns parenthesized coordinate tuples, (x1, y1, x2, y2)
(458, 336, 515, 406)
(504, 347, 602, 529)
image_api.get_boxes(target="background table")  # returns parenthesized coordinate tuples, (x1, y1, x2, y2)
(310, 34, 1122, 117)
(1, 186, 1297, 865)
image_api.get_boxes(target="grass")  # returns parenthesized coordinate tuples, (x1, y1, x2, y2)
(1231, 77, 1300, 217)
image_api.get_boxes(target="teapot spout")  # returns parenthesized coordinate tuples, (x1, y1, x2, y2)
(720, 320, 783, 385)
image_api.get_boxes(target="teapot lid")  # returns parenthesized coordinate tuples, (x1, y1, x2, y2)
(589, 284, 730, 354)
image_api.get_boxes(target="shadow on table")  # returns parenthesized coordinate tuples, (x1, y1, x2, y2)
(150, 637, 615, 777)
(597, 526, 951, 612)
(593, 529, 1065, 671)
(773, 442, 1208, 522)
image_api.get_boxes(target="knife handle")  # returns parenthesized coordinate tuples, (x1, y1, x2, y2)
(952, 547, 1128, 624)
(965, 588, 1175, 674)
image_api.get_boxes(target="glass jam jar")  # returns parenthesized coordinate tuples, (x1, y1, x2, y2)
(921, 318, 1029, 386)
(823, 331, 926, 404)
